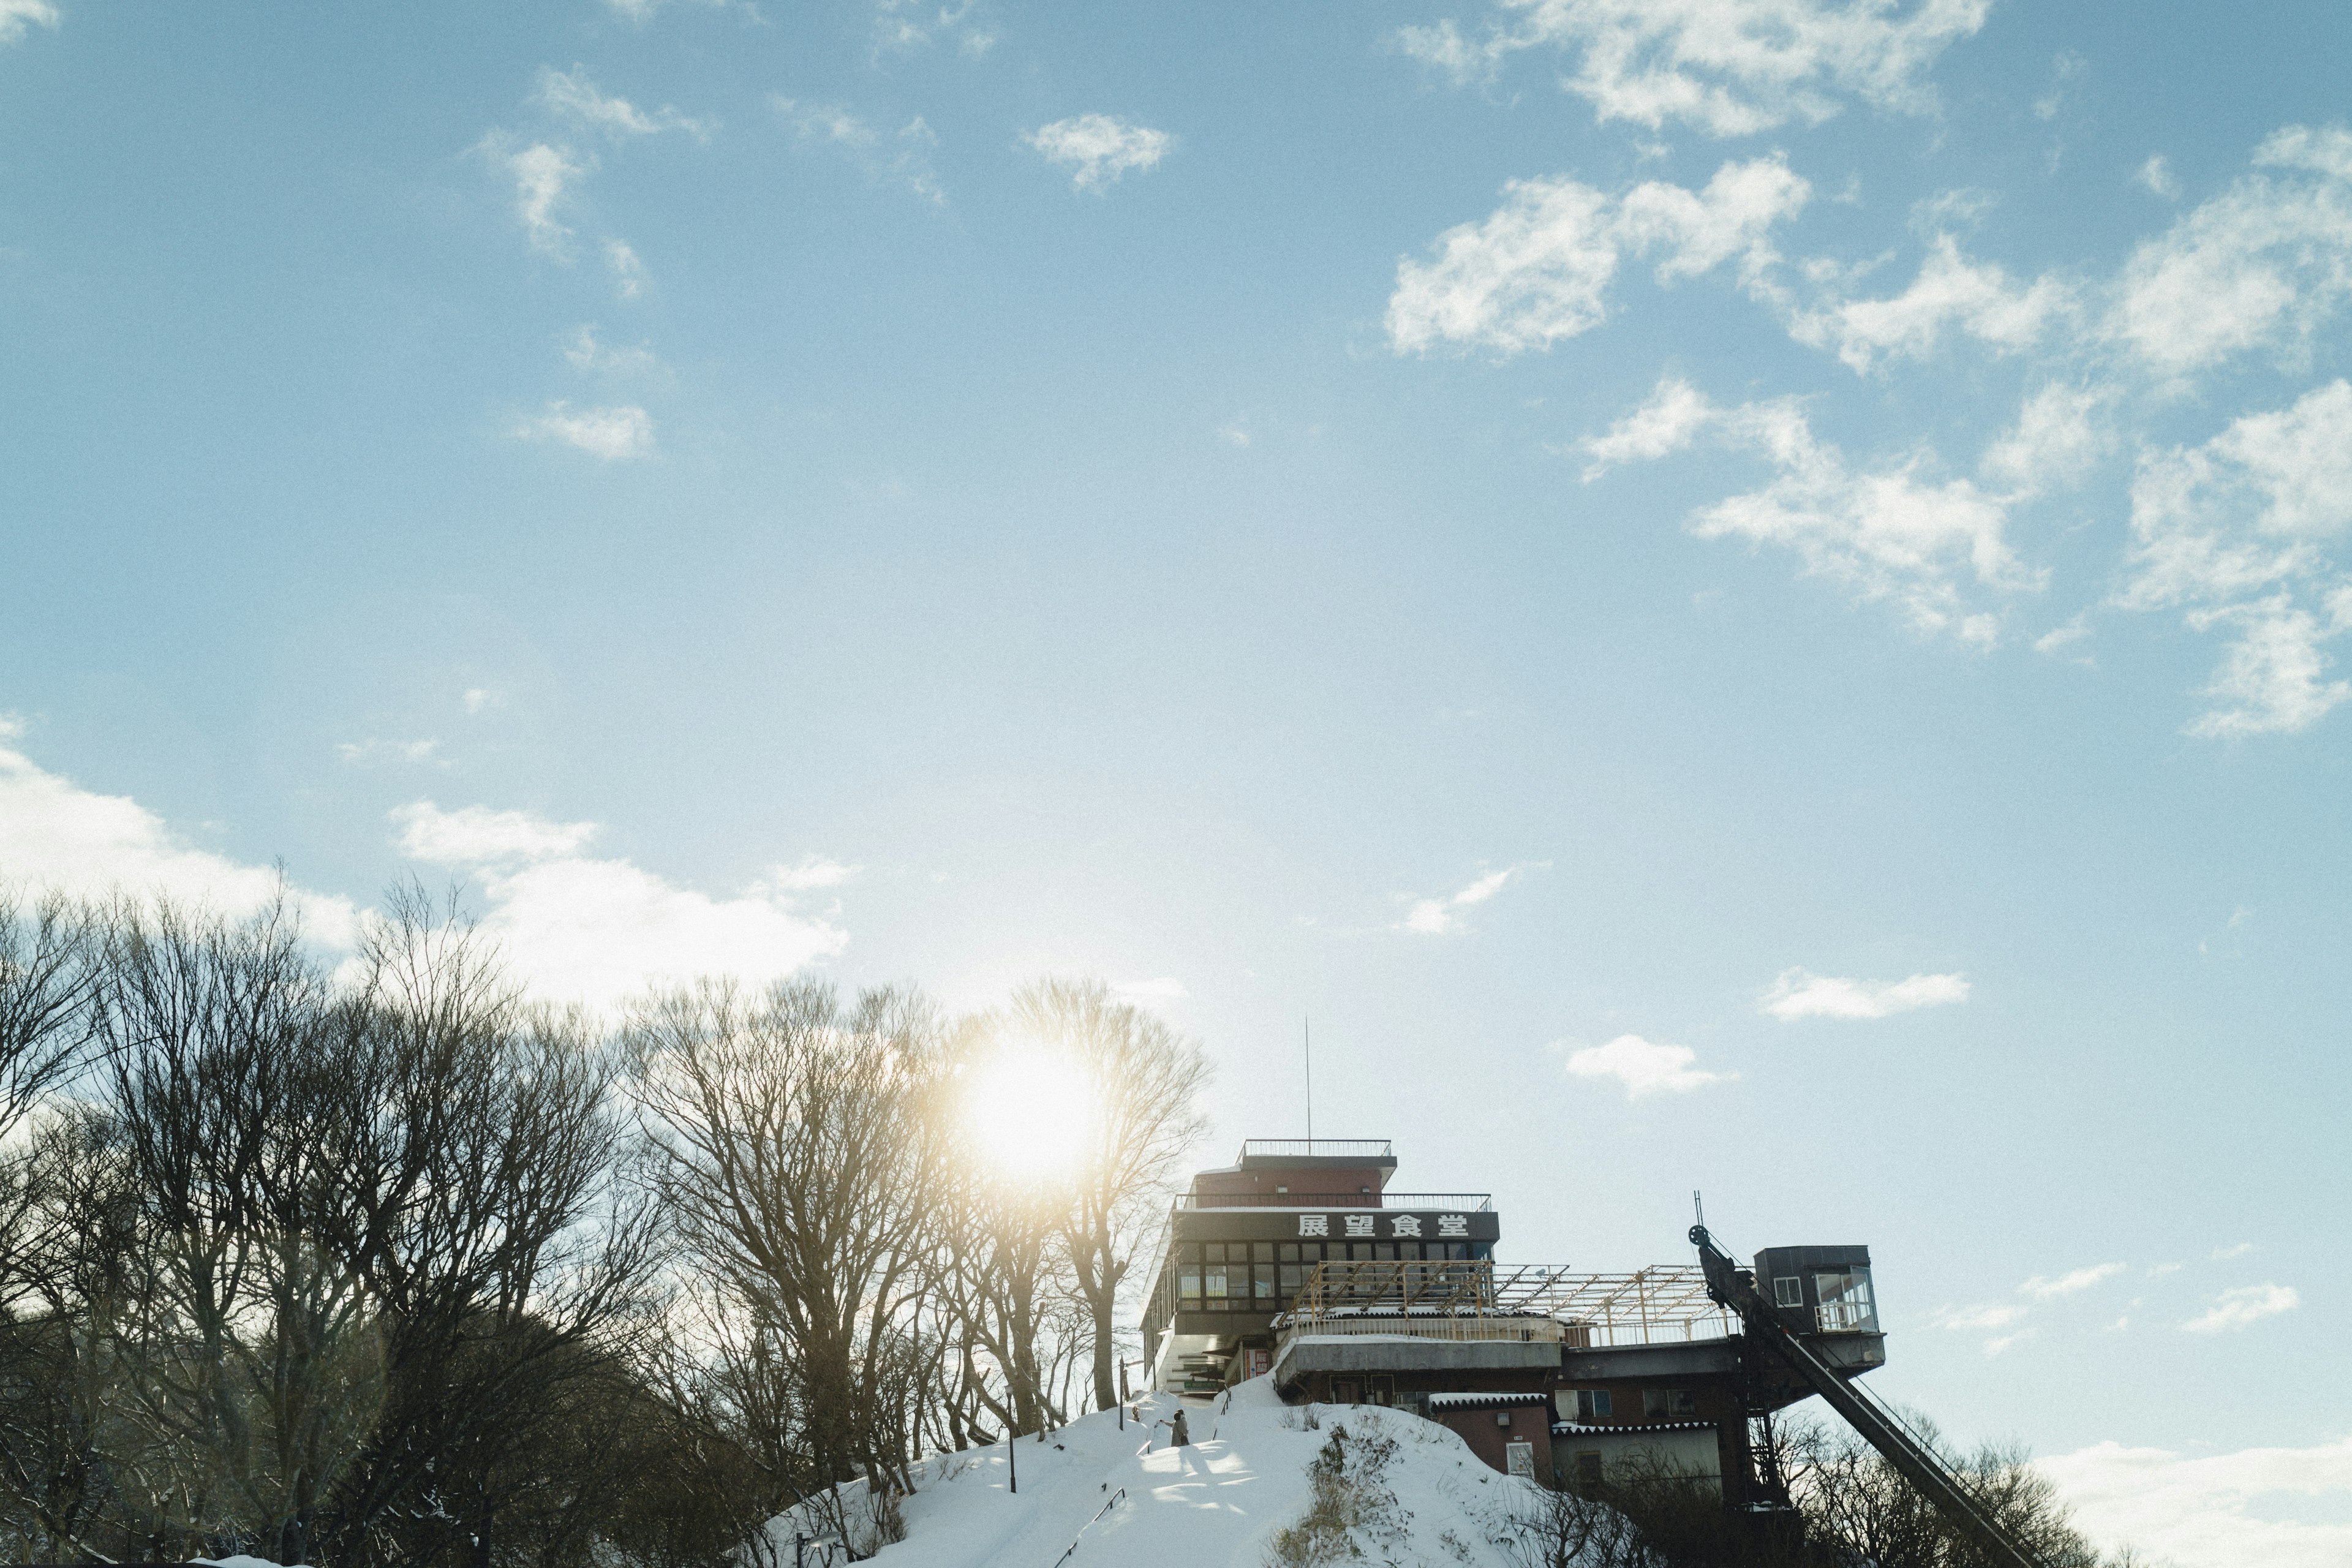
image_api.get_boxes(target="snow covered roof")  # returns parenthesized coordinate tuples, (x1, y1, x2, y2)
(1426, 1391, 1553, 1411)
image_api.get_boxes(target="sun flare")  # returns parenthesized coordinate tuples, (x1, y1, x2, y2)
(961, 1042, 1095, 1183)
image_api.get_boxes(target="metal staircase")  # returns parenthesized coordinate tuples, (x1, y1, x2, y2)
(1691, 1225, 2049, 1568)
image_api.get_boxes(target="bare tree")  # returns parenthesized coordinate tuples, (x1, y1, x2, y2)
(1004, 978, 1208, 1411)
(628, 978, 948, 1516)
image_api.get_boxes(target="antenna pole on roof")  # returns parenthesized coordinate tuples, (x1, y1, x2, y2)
(1303, 1016, 1313, 1144)
(1693, 1190, 1705, 1232)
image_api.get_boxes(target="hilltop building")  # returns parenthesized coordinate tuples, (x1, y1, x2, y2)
(1139, 1139, 1885, 1507)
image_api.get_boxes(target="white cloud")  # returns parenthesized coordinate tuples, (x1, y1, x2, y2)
(336, 738, 445, 768)
(461, 688, 494, 714)
(393, 801, 848, 1008)
(1584, 379, 2036, 643)
(1399, 862, 1542, 935)
(1398, 0, 1990, 138)
(534, 66, 711, 141)
(2109, 125, 2352, 376)
(763, 856, 859, 892)
(2136, 154, 2180, 200)
(0, 728, 359, 945)
(516, 401, 655, 460)
(605, 0, 727, 21)
(1388, 157, 1809, 356)
(1025, 115, 1172, 192)
(393, 801, 599, 863)
(1559, 1034, 1729, 1098)
(2212, 1241, 2257, 1259)
(564, 324, 659, 377)
(477, 136, 588, 258)
(1979, 382, 2107, 497)
(873, 0, 993, 56)
(2044, 1435, 2352, 1568)
(2118, 382, 2352, 735)
(1791, 233, 2072, 373)
(778, 100, 945, 203)
(1762, 967, 1970, 1020)
(604, 239, 649, 300)
(2182, 1282, 2300, 1333)
(2020, 1262, 2126, 1300)
(0, 0, 58, 45)
(1930, 1302, 2027, 1332)
(1113, 977, 1189, 1008)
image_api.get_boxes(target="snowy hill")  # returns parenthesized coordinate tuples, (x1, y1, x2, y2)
(782, 1378, 1554, 1568)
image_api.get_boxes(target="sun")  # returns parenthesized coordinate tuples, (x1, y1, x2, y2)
(961, 1041, 1096, 1184)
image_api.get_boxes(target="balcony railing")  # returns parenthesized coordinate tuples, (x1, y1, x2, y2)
(1172, 1191, 1494, 1212)
(1237, 1139, 1394, 1160)
(1278, 1261, 1738, 1350)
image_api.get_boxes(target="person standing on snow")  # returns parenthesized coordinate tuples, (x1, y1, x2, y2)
(1157, 1408, 1190, 1449)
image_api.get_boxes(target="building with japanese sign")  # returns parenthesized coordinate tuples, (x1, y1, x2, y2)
(1139, 1138, 1499, 1392)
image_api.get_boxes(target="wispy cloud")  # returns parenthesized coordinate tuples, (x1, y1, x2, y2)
(1025, 115, 1172, 192)
(872, 0, 994, 56)
(1388, 158, 1809, 356)
(1398, 862, 1542, 935)
(516, 401, 654, 459)
(604, 239, 649, 300)
(0, 0, 59, 46)
(2212, 1241, 2257, 1260)
(777, 99, 944, 203)
(1586, 377, 2034, 646)
(564, 324, 660, 377)
(1762, 967, 1971, 1020)
(2021, 1263, 2127, 1300)
(336, 738, 446, 769)
(1397, 0, 1989, 137)
(476, 136, 589, 258)
(534, 66, 711, 141)
(2182, 1283, 2299, 1333)
(1932, 1302, 2029, 1333)
(1558, 1034, 1730, 1099)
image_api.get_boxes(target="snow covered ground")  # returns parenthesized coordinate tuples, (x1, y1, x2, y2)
(778, 1376, 1551, 1567)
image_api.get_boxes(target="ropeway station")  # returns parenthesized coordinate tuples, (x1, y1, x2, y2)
(1140, 1138, 2052, 1567)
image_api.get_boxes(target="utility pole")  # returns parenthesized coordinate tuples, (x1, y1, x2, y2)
(1303, 1016, 1313, 1142)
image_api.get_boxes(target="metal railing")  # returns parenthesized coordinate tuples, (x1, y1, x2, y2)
(1237, 1139, 1393, 1160)
(1278, 1261, 1738, 1350)
(1170, 1190, 1494, 1212)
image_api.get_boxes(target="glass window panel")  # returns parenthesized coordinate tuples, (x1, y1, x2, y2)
(1179, 1267, 1200, 1302)
(1254, 1242, 1274, 1262)
(1205, 1243, 1225, 1264)
(1280, 1264, 1302, 1291)
(1205, 1264, 1228, 1300)
(1280, 1243, 1299, 1263)
(1399, 1242, 1422, 1261)
(1255, 1265, 1275, 1299)
(1374, 1243, 1395, 1261)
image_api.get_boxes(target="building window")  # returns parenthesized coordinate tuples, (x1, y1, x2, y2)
(1204, 1244, 1229, 1306)
(1571, 1389, 1611, 1420)
(1813, 1267, 1878, 1332)
(1773, 1276, 1803, 1308)
(1643, 1388, 1697, 1418)
(1574, 1452, 1604, 1488)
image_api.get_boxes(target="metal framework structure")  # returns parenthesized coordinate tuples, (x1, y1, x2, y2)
(1280, 1260, 1738, 1348)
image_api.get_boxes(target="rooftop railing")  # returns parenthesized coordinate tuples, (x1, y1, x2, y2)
(1278, 1261, 1737, 1350)
(1237, 1139, 1394, 1161)
(1172, 1191, 1494, 1212)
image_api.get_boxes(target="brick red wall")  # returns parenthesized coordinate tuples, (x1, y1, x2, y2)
(1431, 1404, 1551, 1479)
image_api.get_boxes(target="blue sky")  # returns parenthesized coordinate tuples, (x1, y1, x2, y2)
(4, 2, 2349, 1558)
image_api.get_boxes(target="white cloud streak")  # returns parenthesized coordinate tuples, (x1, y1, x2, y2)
(1398, 0, 1991, 137)
(535, 66, 711, 141)
(1559, 1033, 1729, 1098)
(516, 401, 655, 460)
(2181, 1282, 2300, 1333)
(1388, 157, 1809, 356)
(1025, 115, 1172, 191)
(336, 738, 445, 768)
(1762, 967, 1970, 1020)
(1398, 862, 1541, 935)
(1791, 233, 2073, 374)
(2020, 1262, 2126, 1300)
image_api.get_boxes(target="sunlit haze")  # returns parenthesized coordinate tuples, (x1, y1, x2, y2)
(961, 1042, 1095, 1183)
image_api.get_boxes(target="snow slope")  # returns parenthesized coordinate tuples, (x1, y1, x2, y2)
(782, 1376, 1553, 1568)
